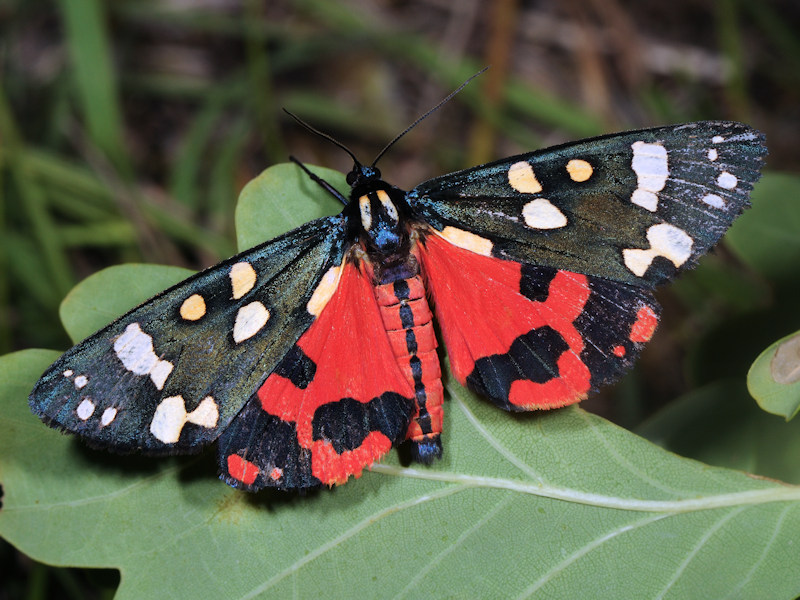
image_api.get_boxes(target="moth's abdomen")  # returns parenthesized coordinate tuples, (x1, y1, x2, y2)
(373, 275, 444, 462)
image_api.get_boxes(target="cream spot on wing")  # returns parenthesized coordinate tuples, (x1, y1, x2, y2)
(101, 407, 117, 426)
(63, 369, 73, 377)
(522, 198, 568, 230)
(440, 226, 493, 256)
(717, 171, 738, 189)
(630, 141, 669, 212)
(76, 398, 95, 421)
(508, 161, 543, 194)
(150, 395, 218, 444)
(623, 224, 694, 277)
(712, 135, 725, 143)
(233, 301, 270, 343)
(708, 148, 718, 161)
(230, 262, 257, 300)
(113, 323, 174, 390)
(180, 293, 206, 321)
(702, 194, 725, 208)
(74, 374, 88, 389)
(566, 159, 593, 182)
(307, 265, 342, 317)
(358, 195, 372, 231)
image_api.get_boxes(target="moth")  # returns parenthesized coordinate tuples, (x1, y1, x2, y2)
(30, 117, 766, 490)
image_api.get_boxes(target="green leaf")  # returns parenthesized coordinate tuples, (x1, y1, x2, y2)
(236, 163, 345, 250)
(726, 172, 800, 284)
(2, 351, 800, 599)
(748, 331, 800, 420)
(59, 265, 195, 344)
(637, 380, 800, 483)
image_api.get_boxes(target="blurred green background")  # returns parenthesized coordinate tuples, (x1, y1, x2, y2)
(2, 0, 799, 597)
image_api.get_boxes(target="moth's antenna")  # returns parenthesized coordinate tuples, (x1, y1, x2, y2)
(289, 156, 349, 206)
(283, 109, 362, 167)
(370, 66, 489, 168)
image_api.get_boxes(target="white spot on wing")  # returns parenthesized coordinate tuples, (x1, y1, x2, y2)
(708, 148, 718, 161)
(187, 396, 219, 429)
(702, 194, 725, 208)
(233, 301, 270, 343)
(77, 398, 95, 421)
(101, 407, 117, 426)
(150, 395, 218, 444)
(712, 135, 725, 143)
(623, 224, 694, 277)
(307, 265, 342, 317)
(630, 141, 669, 212)
(113, 323, 174, 390)
(150, 361, 173, 390)
(150, 396, 186, 444)
(439, 226, 493, 256)
(631, 189, 658, 212)
(74, 375, 88, 389)
(522, 198, 568, 230)
(230, 262, 257, 300)
(63, 369, 73, 377)
(717, 171, 738, 189)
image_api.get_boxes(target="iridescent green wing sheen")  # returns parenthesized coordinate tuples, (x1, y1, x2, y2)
(407, 121, 766, 287)
(30, 216, 349, 453)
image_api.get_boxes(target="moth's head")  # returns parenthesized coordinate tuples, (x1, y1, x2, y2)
(346, 163, 381, 189)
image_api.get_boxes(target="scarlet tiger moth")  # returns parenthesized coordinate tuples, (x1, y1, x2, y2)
(30, 106, 766, 490)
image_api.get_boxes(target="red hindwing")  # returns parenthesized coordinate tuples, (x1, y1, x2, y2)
(418, 234, 592, 409)
(418, 233, 658, 411)
(221, 260, 414, 489)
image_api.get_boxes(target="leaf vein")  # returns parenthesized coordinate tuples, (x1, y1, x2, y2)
(654, 507, 746, 600)
(240, 484, 469, 599)
(517, 512, 671, 598)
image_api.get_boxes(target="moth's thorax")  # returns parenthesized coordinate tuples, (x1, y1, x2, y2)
(351, 184, 411, 262)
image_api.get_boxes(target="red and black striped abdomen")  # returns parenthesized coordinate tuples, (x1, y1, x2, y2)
(373, 275, 444, 462)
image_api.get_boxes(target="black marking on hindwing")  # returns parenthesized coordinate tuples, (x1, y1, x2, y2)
(520, 265, 559, 303)
(271, 344, 317, 389)
(466, 326, 569, 409)
(218, 393, 321, 490)
(575, 277, 660, 389)
(311, 393, 412, 454)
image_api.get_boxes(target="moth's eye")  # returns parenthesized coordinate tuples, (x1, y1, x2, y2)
(358, 195, 372, 231)
(376, 189, 398, 223)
